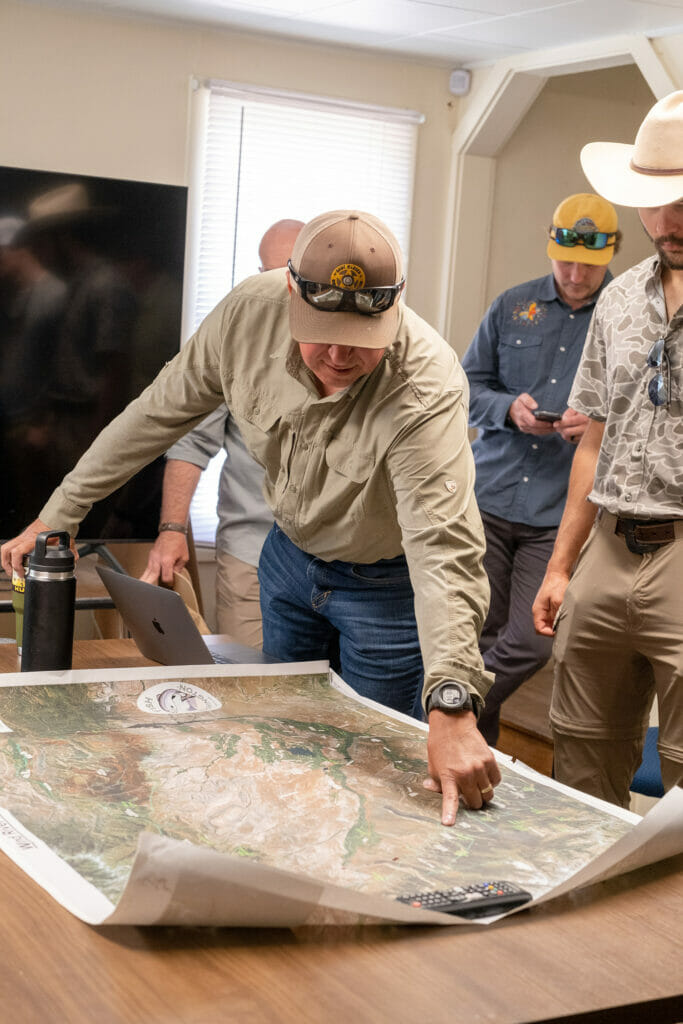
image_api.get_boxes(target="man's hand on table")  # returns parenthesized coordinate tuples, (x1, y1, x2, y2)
(1, 518, 76, 578)
(424, 710, 501, 826)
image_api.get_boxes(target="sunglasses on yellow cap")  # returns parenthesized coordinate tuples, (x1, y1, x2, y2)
(288, 261, 404, 315)
(549, 226, 616, 251)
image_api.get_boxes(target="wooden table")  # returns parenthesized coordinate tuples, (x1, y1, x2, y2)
(0, 640, 681, 1024)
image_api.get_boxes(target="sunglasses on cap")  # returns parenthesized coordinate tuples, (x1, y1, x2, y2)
(288, 261, 404, 315)
(549, 226, 616, 251)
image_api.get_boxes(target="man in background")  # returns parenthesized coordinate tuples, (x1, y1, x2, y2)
(141, 219, 303, 646)
(533, 91, 683, 807)
(461, 193, 619, 746)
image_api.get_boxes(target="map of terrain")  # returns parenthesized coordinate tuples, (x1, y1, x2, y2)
(0, 669, 633, 909)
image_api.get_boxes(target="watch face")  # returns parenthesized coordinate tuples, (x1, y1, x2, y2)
(441, 684, 466, 707)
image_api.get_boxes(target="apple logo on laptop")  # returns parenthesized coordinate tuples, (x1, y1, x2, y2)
(152, 618, 165, 635)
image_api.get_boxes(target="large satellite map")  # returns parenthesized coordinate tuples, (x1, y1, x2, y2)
(0, 664, 647, 925)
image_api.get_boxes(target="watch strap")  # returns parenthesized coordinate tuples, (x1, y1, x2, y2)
(158, 521, 188, 535)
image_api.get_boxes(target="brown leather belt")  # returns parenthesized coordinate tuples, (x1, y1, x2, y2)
(615, 517, 677, 554)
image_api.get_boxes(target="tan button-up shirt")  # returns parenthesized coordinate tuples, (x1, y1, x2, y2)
(41, 270, 493, 705)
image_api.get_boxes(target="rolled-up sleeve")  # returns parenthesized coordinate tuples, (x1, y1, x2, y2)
(165, 405, 229, 470)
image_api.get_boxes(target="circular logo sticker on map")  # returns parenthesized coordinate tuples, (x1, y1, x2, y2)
(138, 682, 222, 715)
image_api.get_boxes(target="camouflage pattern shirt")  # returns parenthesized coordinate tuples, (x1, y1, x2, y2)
(569, 255, 683, 518)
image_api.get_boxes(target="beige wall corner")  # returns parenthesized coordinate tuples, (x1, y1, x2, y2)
(443, 33, 683, 357)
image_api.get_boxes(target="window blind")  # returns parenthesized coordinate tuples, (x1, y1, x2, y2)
(187, 80, 421, 543)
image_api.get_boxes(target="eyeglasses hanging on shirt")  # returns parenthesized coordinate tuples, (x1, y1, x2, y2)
(647, 337, 670, 407)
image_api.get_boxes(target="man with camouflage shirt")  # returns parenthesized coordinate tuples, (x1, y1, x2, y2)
(533, 92, 683, 807)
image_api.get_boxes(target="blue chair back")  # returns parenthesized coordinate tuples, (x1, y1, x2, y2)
(631, 726, 664, 798)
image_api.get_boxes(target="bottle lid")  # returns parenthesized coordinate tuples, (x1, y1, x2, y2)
(27, 531, 75, 573)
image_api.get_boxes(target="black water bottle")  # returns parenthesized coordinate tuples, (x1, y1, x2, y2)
(21, 531, 76, 672)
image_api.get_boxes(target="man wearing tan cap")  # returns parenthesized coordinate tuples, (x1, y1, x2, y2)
(533, 91, 683, 807)
(461, 193, 618, 748)
(2, 209, 500, 826)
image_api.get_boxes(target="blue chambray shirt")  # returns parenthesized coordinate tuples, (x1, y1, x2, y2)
(461, 271, 611, 528)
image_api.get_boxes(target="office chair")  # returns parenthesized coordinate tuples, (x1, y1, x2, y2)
(630, 726, 664, 798)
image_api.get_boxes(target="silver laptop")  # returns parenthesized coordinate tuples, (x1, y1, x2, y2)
(96, 565, 276, 666)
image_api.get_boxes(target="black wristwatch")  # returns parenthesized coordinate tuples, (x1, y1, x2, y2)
(425, 681, 483, 720)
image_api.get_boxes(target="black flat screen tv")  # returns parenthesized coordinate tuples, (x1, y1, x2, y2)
(0, 164, 188, 543)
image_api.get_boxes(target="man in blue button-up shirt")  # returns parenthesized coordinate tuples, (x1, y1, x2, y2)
(461, 193, 619, 745)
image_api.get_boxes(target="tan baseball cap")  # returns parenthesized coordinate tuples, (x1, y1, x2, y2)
(289, 210, 404, 349)
(546, 193, 618, 267)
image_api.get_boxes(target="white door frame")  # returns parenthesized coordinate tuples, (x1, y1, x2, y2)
(439, 34, 678, 344)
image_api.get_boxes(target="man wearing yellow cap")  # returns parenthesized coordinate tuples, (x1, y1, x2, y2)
(2, 209, 500, 827)
(461, 193, 618, 747)
(533, 91, 683, 807)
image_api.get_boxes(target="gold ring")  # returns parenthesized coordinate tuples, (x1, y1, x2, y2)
(481, 784, 494, 796)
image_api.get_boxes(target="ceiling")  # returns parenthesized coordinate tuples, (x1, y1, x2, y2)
(29, 0, 683, 67)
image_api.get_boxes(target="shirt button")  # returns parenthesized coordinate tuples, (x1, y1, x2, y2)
(625, 494, 632, 503)
(569, 314, 575, 320)
(516, 339, 522, 345)
(559, 346, 566, 352)
(532, 443, 538, 450)
(550, 378, 557, 384)
(523, 476, 529, 482)
(301, 442, 309, 451)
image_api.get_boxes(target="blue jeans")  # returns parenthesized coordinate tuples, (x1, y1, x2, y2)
(258, 525, 424, 719)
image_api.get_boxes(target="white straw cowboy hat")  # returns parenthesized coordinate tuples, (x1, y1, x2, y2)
(580, 91, 683, 208)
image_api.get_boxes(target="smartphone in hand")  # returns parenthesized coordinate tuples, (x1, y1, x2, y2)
(532, 409, 562, 423)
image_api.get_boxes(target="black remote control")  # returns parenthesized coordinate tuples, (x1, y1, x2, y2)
(396, 880, 532, 918)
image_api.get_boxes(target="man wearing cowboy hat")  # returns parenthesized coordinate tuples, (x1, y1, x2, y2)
(461, 192, 619, 747)
(533, 91, 683, 808)
(2, 209, 501, 826)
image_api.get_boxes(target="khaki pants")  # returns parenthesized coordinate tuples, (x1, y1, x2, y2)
(550, 510, 683, 807)
(215, 550, 263, 649)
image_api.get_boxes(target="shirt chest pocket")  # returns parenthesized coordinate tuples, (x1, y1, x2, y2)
(231, 395, 282, 469)
(498, 333, 544, 390)
(324, 437, 377, 523)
